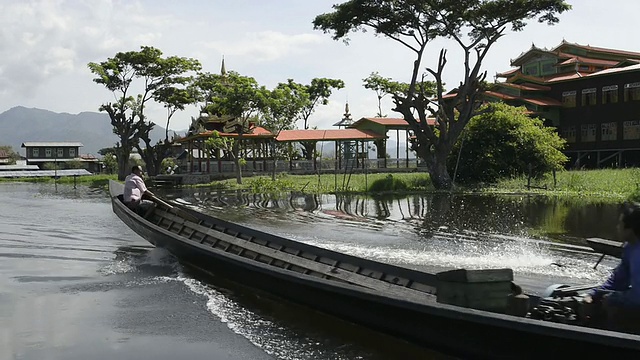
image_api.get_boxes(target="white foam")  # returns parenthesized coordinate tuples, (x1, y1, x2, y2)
(298, 237, 609, 281)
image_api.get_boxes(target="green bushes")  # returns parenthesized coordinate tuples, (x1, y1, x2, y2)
(245, 176, 295, 194)
(367, 174, 408, 193)
(449, 103, 567, 184)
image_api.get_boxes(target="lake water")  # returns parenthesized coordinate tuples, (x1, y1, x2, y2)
(1, 183, 622, 360)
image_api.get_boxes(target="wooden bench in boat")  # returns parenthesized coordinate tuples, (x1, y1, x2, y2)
(151, 208, 437, 301)
(586, 238, 624, 269)
(586, 238, 624, 258)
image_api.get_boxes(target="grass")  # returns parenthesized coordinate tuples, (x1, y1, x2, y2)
(3, 169, 640, 202)
(488, 168, 640, 201)
(199, 172, 434, 194)
(200, 168, 640, 203)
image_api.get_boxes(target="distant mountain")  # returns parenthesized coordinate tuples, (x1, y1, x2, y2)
(0, 106, 170, 157)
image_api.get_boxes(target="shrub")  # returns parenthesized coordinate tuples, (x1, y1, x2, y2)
(449, 103, 567, 184)
(367, 174, 408, 193)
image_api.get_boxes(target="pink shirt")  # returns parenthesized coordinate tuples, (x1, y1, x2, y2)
(123, 173, 147, 203)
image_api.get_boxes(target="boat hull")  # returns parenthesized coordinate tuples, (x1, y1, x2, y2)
(109, 181, 640, 359)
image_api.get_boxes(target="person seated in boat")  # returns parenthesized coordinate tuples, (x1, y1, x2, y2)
(124, 165, 156, 217)
(582, 201, 640, 332)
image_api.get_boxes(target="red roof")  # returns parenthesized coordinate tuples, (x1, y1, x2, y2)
(361, 117, 410, 126)
(556, 56, 619, 67)
(496, 68, 520, 77)
(177, 126, 275, 142)
(553, 42, 640, 59)
(276, 129, 384, 142)
(520, 97, 562, 107)
(349, 117, 436, 128)
(497, 82, 551, 91)
(544, 72, 589, 83)
(484, 91, 517, 101)
(585, 63, 640, 77)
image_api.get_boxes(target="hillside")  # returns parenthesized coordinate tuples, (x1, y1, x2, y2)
(0, 106, 171, 157)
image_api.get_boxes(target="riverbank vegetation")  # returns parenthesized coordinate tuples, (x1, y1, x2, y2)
(201, 168, 640, 202)
(2, 168, 639, 203)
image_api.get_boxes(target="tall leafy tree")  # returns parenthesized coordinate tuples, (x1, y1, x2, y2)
(263, 85, 308, 179)
(314, 0, 570, 189)
(88, 46, 200, 179)
(363, 71, 438, 117)
(196, 71, 267, 184)
(277, 78, 344, 160)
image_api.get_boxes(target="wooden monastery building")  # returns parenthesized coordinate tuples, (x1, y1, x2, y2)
(176, 104, 433, 176)
(489, 40, 640, 168)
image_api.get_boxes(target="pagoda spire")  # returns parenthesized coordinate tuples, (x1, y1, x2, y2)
(333, 101, 354, 128)
(221, 56, 226, 75)
(343, 102, 352, 122)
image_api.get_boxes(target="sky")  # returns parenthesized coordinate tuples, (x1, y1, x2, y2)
(0, 0, 635, 133)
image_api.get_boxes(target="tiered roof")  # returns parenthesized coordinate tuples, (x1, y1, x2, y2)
(491, 41, 640, 110)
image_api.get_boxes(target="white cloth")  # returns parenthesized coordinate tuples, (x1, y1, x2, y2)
(123, 173, 147, 203)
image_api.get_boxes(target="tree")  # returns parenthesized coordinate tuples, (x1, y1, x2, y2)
(138, 83, 198, 177)
(102, 152, 118, 174)
(98, 147, 117, 156)
(314, 0, 570, 189)
(66, 160, 85, 169)
(363, 72, 439, 117)
(88, 46, 200, 179)
(279, 78, 344, 160)
(0, 145, 20, 165)
(195, 71, 268, 184)
(263, 85, 308, 179)
(449, 103, 567, 184)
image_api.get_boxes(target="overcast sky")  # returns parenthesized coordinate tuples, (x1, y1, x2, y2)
(0, 0, 632, 132)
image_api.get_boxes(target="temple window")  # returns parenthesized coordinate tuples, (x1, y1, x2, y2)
(541, 61, 556, 75)
(523, 63, 538, 76)
(69, 148, 76, 157)
(32, 148, 39, 157)
(57, 148, 63, 158)
(562, 91, 576, 107)
(624, 82, 640, 101)
(602, 85, 619, 104)
(562, 126, 576, 143)
(581, 88, 597, 106)
(623, 121, 640, 140)
(580, 124, 596, 142)
(601, 122, 618, 141)
(45, 148, 52, 157)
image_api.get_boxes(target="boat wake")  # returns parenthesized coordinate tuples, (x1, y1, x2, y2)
(166, 271, 388, 360)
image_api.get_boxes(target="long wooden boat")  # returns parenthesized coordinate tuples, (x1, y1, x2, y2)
(586, 237, 624, 258)
(109, 180, 640, 359)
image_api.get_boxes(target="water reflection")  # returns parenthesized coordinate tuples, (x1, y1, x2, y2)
(165, 189, 621, 244)
(159, 188, 626, 295)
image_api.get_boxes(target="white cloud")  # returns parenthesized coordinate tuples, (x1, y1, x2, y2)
(201, 31, 326, 62)
(1, 0, 640, 134)
(0, 0, 173, 99)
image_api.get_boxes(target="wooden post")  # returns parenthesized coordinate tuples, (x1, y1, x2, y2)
(405, 131, 409, 168)
(396, 129, 400, 168)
